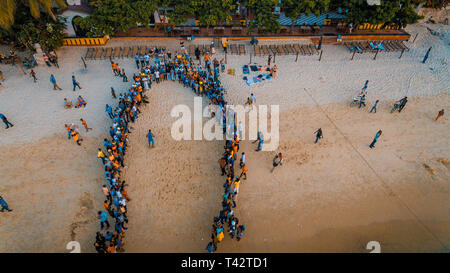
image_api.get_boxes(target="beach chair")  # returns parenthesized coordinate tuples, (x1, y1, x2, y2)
(268, 45, 277, 55)
(382, 41, 395, 51)
(85, 48, 94, 60)
(139, 46, 147, 55)
(94, 48, 104, 59)
(309, 44, 319, 55)
(293, 44, 302, 55)
(396, 41, 409, 51)
(131, 46, 139, 56)
(238, 44, 246, 55)
(122, 47, 130, 58)
(253, 45, 261, 56)
(287, 44, 296, 55)
(301, 45, 311, 55)
(350, 42, 363, 53)
(261, 45, 269, 55)
(113, 47, 121, 59)
(231, 44, 238, 55)
(104, 47, 112, 59)
(276, 45, 286, 55)
(189, 45, 196, 55)
(343, 42, 353, 52)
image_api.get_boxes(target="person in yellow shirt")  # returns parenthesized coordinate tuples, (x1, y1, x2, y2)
(233, 178, 240, 194)
(97, 148, 106, 164)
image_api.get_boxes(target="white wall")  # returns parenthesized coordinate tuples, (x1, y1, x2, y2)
(61, 10, 89, 37)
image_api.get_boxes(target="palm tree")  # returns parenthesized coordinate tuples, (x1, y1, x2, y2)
(0, 0, 67, 30)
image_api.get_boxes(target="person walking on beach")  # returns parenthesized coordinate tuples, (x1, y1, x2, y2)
(50, 74, 62, 90)
(134, 53, 140, 69)
(314, 128, 323, 144)
(147, 129, 155, 148)
(435, 109, 444, 121)
(254, 131, 263, 151)
(398, 96, 408, 112)
(268, 54, 272, 66)
(370, 100, 379, 113)
(239, 164, 248, 180)
(111, 87, 117, 99)
(239, 152, 245, 168)
(219, 157, 227, 176)
(80, 118, 92, 132)
(271, 152, 283, 172)
(71, 129, 83, 145)
(369, 130, 382, 149)
(361, 80, 369, 95)
(72, 75, 82, 91)
(98, 210, 110, 230)
(0, 196, 12, 212)
(422, 47, 432, 64)
(359, 94, 366, 108)
(0, 113, 14, 129)
(30, 69, 37, 83)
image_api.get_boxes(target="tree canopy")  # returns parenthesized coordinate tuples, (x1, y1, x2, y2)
(0, 0, 66, 30)
(74, 0, 158, 37)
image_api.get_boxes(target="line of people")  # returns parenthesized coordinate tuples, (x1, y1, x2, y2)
(93, 62, 150, 253)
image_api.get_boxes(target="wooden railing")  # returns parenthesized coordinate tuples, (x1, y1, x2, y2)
(63, 35, 109, 46)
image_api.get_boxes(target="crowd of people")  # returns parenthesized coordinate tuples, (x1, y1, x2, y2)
(93, 60, 151, 253)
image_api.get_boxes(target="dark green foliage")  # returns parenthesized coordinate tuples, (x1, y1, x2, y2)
(74, 0, 158, 37)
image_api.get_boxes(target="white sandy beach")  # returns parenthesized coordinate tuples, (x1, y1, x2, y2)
(0, 22, 449, 252)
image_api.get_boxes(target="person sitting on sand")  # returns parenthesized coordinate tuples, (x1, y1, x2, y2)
(64, 98, 73, 109)
(75, 96, 87, 108)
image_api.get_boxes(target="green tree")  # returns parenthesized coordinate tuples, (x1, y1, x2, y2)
(191, 0, 235, 30)
(0, 0, 66, 30)
(282, 0, 330, 32)
(331, 0, 422, 28)
(0, 3, 66, 51)
(74, 0, 158, 37)
(244, 0, 281, 34)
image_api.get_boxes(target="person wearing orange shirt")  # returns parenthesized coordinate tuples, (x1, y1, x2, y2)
(239, 164, 247, 180)
(80, 118, 92, 132)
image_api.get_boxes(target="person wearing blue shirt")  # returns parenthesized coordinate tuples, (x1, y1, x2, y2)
(72, 75, 82, 91)
(97, 210, 110, 230)
(369, 130, 382, 149)
(0, 113, 14, 129)
(49, 74, 62, 90)
(147, 129, 155, 148)
(0, 196, 12, 212)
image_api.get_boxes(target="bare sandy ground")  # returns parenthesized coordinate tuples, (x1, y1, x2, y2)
(123, 90, 449, 253)
(0, 22, 448, 252)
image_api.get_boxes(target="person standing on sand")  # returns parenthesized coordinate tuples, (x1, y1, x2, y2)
(72, 75, 82, 91)
(268, 54, 272, 66)
(147, 129, 155, 148)
(98, 149, 106, 164)
(219, 157, 227, 176)
(369, 130, 382, 149)
(422, 47, 432, 64)
(361, 80, 369, 95)
(0, 196, 12, 212)
(435, 109, 444, 121)
(30, 69, 37, 82)
(98, 210, 110, 230)
(314, 128, 323, 144)
(80, 118, 92, 132)
(370, 100, 379, 113)
(359, 94, 366, 108)
(271, 152, 283, 172)
(50, 74, 62, 90)
(239, 164, 247, 180)
(0, 113, 14, 129)
(240, 152, 245, 168)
